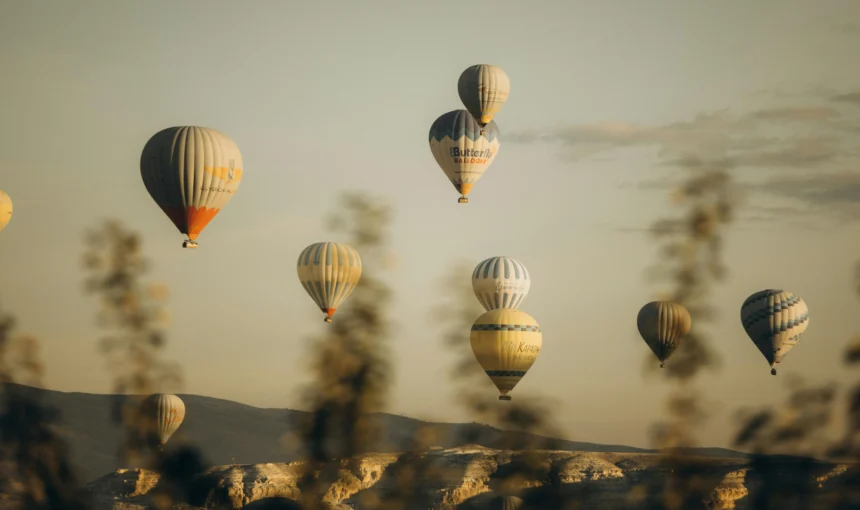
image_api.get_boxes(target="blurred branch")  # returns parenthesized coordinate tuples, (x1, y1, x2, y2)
(293, 192, 395, 509)
(81, 220, 182, 477)
(0, 303, 90, 509)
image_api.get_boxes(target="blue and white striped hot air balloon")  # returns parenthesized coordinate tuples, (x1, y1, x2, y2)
(472, 256, 530, 312)
(740, 289, 809, 375)
(428, 110, 500, 204)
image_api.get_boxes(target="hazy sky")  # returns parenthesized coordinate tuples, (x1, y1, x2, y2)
(2, 0, 860, 450)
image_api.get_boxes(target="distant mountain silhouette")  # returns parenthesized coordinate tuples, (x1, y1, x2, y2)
(0, 383, 749, 482)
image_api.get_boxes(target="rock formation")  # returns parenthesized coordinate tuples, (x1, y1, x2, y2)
(84, 446, 855, 510)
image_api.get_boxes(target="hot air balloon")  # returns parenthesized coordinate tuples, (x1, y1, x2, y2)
(0, 190, 12, 233)
(458, 64, 511, 127)
(636, 301, 692, 368)
(297, 241, 362, 323)
(141, 393, 185, 446)
(140, 126, 243, 249)
(470, 309, 542, 401)
(472, 256, 531, 311)
(429, 110, 500, 204)
(498, 495, 524, 510)
(741, 289, 809, 375)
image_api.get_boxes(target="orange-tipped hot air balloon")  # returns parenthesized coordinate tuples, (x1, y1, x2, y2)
(140, 126, 243, 248)
(297, 241, 362, 322)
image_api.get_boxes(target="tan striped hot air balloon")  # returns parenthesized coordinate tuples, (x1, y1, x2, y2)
(0, 190, 12, 233)
(636, 301, 692, 368)
(499, 496, 524, 510)
(140, 126, 243, 249)
(141, 393, 186, 446)
(429, 110, 500, 204)
(458, 64, 511, 127)
(297, 241, 362, 323)
(740, 289, 809, 375)
(470, 309, 542, 401)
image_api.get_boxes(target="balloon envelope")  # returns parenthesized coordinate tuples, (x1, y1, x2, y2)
(428, 110, 500, 203)
(140, 126, 243, 248)
(636, 301, 691, 366)
(457, 64, 511, 126)
(741, 289, 809, 374)
(297, 242, 362, 322)
(141, 393, 185, 445)
(470, 309, 542, 399)
(0, 190, 12, 233)
(472, 256, 531, 311)
(500, 496, 524, 510)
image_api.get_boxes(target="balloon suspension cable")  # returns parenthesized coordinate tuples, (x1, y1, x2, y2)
(324, 317, 333, 323)
(458, 196, 468, 204)
(499, 395, 512, 401)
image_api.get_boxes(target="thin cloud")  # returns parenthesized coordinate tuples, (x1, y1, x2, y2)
(748, 107, 841, 122)
(509, 100, 860, 223)
(832, 91, 860, 105)
(832, 22, 860, 36)
(750, 172, 860, 223)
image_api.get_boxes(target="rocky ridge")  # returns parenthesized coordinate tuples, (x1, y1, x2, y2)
(86, 446, 856, 510)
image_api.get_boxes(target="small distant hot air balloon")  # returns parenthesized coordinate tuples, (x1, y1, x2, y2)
(0, 190, 12, 233)
(429, 110, 500, 204)
(140, 126, 243, 249)
(297, 241, 362, 323)
(636, 301, 692, 368)
(141, 393, 185, 446)
(472, 256, 531, 311)
(498, 495, 524, 510)
(470, 309, 542, 401)
(458, 64, 511, 127)
(741, 289, 809, 375)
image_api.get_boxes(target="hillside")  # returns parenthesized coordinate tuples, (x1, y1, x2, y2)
(0, 383, 747, 482)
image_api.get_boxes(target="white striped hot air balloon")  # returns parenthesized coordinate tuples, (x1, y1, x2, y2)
(297, 242, 362, 323)
(0, 190, 12, 233)
(457, 64, 511, 127)
(141, 393, 186, 446)
(470, 309, 542, 401)
(636, 301, 692, 368)
(140, 126, 243, 249)
(741, 289, 809, 375)
(472, 256, 531, 312)
(429, 110, 500, 204)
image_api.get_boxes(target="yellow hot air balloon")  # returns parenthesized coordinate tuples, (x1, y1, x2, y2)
(141, 393, 186, 446)
(140, 126, 243, 249)
(741, 289, 809, 375)
(0, 190, 12, 233)
(470, 309, 542, 401)
(429, 110, 500, 204)
(297, 241, 362, 323)
(636, 301, 692, 368)
(458, 64, 511, 127)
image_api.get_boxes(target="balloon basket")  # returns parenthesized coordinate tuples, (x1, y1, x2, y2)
(458, 197, 468, 204)
(182, 240, 198, 249)
(771, 368, 777, 376)
(499, 395, 512, 401)
(324, 317, 333, 323)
